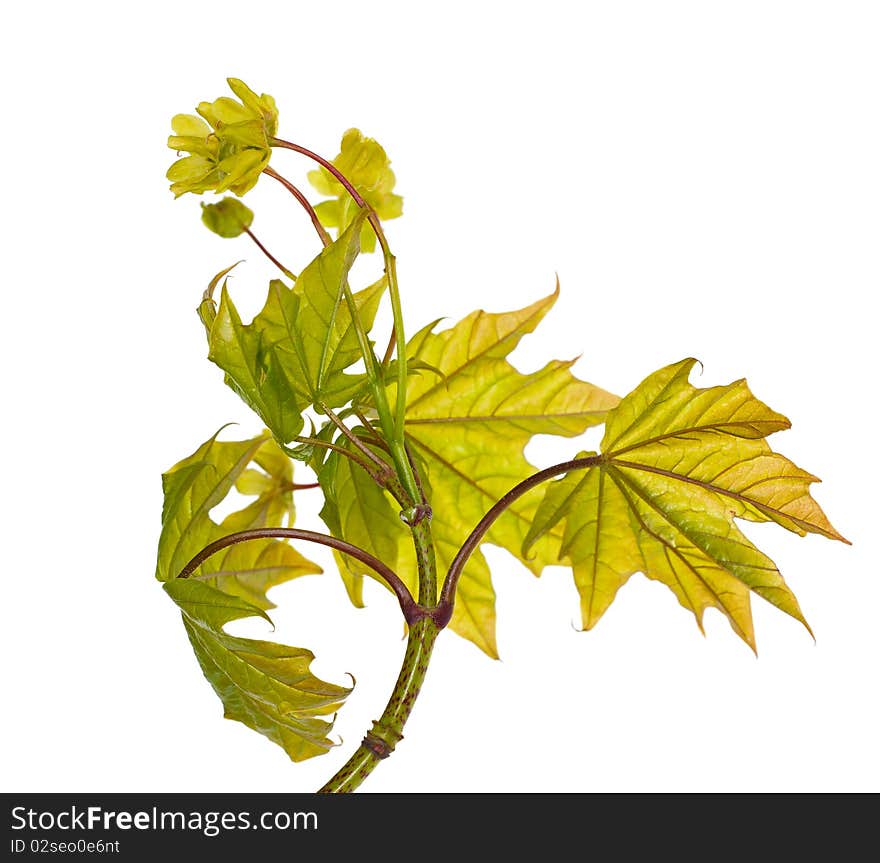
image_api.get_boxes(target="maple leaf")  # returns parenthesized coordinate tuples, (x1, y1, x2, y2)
(307, 128, 403, 253)
(205, 210, 384, 443)
(157, 430, 349, 760)
(164, 578, 350, 761)
(317, 431, 416, 609)
(384, 286, 618, 656)
(523, 358, 848, 651)
(156, 430, 320, 593)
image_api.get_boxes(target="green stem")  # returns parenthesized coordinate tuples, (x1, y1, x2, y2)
(339, 262, 421, 505)
(269, 137, 439, 792)
(319, 467, 439, 793)
(337, 281, 402, 453)
(410, 513, 437, 608)
(383, 253, 409, 450)
(318, 616, 439, 793)
(270, 136, 419, 504)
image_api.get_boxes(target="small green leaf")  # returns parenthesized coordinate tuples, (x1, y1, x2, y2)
(156, 430, 320, 598)
(209, 288, 309, 442)
(197, 261, 242, 333)
(205, 210, 385, 443)
(201, 197, 254, 238)
(523, 358, 848, 651)
(317, 432, 415, 608)
(158, 430, 347, 761)
(164, 579, 350, 761)
(383, 357, 447, 387)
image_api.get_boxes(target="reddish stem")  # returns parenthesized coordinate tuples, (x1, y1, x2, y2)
(270, 137, 387, 254)
(438, 455, 603, 625)
(264, 165, 331, 246)
(177, 527, 419, 623)
(243, 227, 294, 278)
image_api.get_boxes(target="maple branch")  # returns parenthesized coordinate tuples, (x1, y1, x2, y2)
(319, 615, 439, 792)
(438, 454, 604, 626)
(176, 527, 419, 623)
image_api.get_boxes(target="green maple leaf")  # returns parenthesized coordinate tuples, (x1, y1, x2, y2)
(156, 430, 321, 589)
(523, 358, 848, 651)
(317, 432, 415, 609)
(315, 429, 430, 610)
(157, 430, 349, 760)
(307, 128, 403, 253)
(398, 287, 618, 655)
(164, 578, 350, 761)
(205, 209, 385, 442)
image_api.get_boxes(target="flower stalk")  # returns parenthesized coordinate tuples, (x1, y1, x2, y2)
(270, 135, 420, 505)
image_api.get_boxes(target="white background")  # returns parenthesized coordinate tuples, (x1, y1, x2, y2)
(2, 1, 877, 793)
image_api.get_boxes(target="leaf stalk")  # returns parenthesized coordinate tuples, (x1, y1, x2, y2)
(176, 527, 419, 622)
(438, 454, 604, 622)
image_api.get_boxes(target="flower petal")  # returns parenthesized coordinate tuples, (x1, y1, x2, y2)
(217, 149, 267, 195)
(227, 79, 278, 137)
(226, 78, 262, 114)
(171, 113, 212, 138)
(307, 168, 338, 197)
(209, 96, 254, 126)
(166, 154, 212, 182)
(218, 121, 267, 149)
(167, 135, 218, 158)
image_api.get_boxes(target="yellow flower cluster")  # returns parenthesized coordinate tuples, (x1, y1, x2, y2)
(308, 129, 403, 253)
(167, 78, 277, 197)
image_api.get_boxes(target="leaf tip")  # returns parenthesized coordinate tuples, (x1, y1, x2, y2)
(210, 421, 243, 442)
(681, 356, 704, 378)
(204, 260, 244, 303)
(743, 629, 759, 656)
(822, 518, 851, 545)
